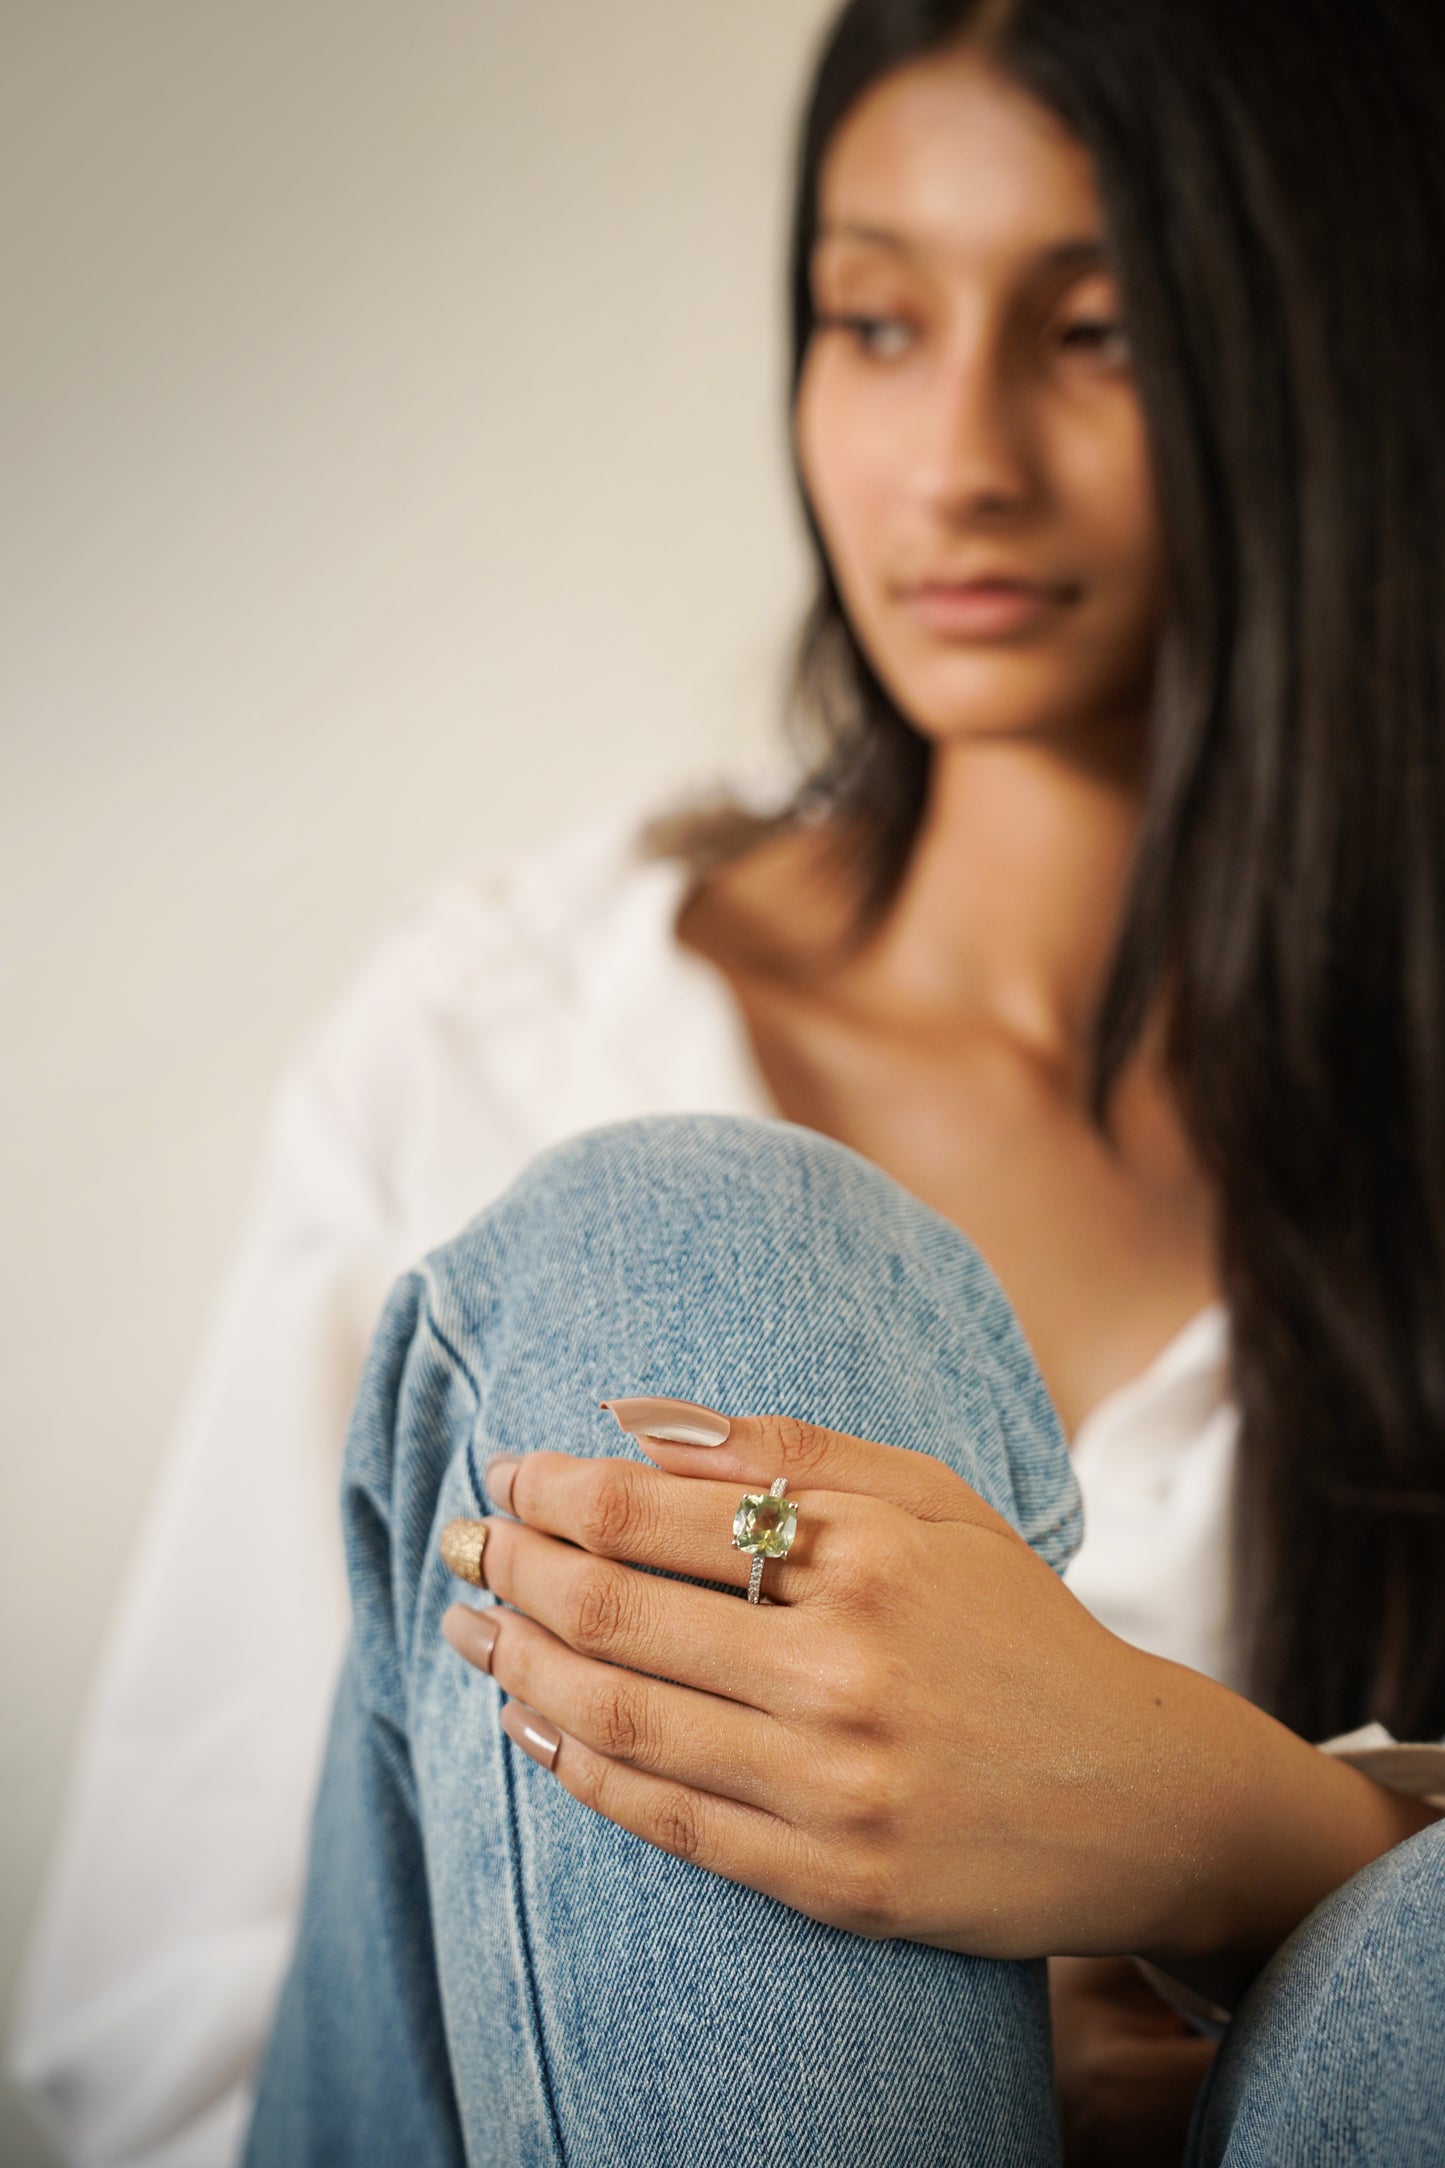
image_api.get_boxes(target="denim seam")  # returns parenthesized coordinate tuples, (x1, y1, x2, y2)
(498, 1722, 569, 2168)
(417, 1270, 568, 2167)
(417, 1277, 497, 1517)
(417, 1271, 485, 1401)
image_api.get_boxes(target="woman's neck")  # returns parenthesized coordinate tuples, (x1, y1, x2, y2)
(846, 727, 1147, 1068)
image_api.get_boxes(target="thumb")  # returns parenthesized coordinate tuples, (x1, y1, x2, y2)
(600, 1394, 1018, 1536)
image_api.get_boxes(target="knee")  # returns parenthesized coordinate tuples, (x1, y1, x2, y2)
(425, 1109, 1017, 1436)
(415, 1111, 1074, 1572)
(446, 1108, 1017, 1376)
(483, 1111, 885, 1264)
(1286, 1815, 1445, 2008)
(1194, 1820, 1445, 2163)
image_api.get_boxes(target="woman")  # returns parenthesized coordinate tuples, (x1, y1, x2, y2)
(16, 0, 1444, 2161)
(237, 0, 1445, 2163)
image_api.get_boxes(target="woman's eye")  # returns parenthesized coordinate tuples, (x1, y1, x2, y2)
(1058, 318, 1131, 362)
(816, 312, 916, 360)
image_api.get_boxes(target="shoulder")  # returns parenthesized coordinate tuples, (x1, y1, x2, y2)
(328, 804, 660, 1016)
(270, 767, 793, 1237)
(273, 797, 696, 1186)
(304, 761, 800, 1078)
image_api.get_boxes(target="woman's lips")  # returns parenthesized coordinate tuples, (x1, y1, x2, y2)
(899, 580, 1075, 640)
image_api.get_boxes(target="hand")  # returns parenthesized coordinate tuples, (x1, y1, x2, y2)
(1048, 1956, 1216, 2167)
(439, 1408, 1210, 1962)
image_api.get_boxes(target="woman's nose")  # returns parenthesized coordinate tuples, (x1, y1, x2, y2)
(911, 341, 1037, 519)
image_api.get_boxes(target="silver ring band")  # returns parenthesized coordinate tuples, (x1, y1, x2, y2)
(732, 1473, 797, 1604)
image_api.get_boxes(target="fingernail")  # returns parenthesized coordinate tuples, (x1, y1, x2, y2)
(601, 1396, 731, 1447)
(484, 1456, 519, 1514)
(442, 1604, 499, 1672)
(500, 1699, 561, 1771)
(440, 1517, 490, 1586)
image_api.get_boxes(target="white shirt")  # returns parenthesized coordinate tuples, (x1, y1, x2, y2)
(8, 801, 1439, 2167)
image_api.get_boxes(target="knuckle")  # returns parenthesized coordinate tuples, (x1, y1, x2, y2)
(840, 1516, 915, 1617)
(578, 1464, 648, 1558)
(771, 1413, 833, 1483)
(650, 1796, 705, 1865)
(813, 1639, 892, 1733)
(584, 1673, 651, 1761)
(810, 1514, 873, 1598)
(837, 1852, 899, 1939)
(829, 1745, 899, 1840)
(566, 1563, 630, 1656)
(808, 1505, 916, 1625)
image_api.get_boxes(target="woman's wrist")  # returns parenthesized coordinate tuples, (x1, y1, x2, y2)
(1130, 1656, 1443, 2009)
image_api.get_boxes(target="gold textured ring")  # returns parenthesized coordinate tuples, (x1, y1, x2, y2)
(440, 1517, 489, 1587)
(731, 1475, 798, 1603)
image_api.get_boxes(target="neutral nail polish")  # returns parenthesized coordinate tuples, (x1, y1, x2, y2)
(440, 1517, 490, 1586)
(441, 1605, 499, 1672)
(601, 1395, 731, 1447)
(501, 1699, 561, 1771)
(484, 1456, 519, 1514)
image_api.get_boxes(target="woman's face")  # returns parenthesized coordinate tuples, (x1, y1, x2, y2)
(795, 44, 1166, 757)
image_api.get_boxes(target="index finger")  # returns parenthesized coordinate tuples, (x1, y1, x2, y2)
(602, 1397, 1019, 1540)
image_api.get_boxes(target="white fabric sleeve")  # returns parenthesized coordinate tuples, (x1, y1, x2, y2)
(5, 1052, 398, 2168)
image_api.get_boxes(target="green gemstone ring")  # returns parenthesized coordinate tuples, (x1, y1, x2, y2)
(731, 1475, 797, 1603)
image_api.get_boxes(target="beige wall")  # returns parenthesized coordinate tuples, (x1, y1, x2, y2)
(0, 3, 836, 2157)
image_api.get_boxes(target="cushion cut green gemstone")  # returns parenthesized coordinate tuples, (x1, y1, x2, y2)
(731, 1491, 798, 1557)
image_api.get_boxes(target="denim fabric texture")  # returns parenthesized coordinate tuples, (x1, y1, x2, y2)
(243, 1114, 1444, 2166)
(1185, 1815, 1445, 2165)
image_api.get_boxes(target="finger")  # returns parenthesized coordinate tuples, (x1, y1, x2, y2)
(606, 1400, 1016, 1537)
(443, 1601, 789, 1812)
(498, 1702, 857, 1931)
(485, 1449, 844, 1605)
(1049, 1953, 1198, 2030)
(1110, 2036, 1218, 2085)
(1076, 2032, 1218, 2137)
(476, 1512, 799, 1703)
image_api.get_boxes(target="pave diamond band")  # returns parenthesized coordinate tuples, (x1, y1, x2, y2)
(732, 1474, 797, 1604)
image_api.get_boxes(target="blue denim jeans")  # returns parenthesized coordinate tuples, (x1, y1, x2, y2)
(242, 1115, 1445, 2167)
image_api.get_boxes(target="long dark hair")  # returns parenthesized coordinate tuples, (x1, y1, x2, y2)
(650, 0, 1445, 1743)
